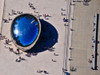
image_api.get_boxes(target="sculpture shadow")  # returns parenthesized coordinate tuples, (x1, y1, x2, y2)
(26, 19, 58, 53)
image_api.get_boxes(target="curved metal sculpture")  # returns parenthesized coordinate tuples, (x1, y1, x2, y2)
(11, 14, 41, 51)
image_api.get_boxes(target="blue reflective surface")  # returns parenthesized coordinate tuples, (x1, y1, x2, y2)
(11, 14, 39, 47)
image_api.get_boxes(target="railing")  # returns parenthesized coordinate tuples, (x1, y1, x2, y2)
(92, 13, 99, 70)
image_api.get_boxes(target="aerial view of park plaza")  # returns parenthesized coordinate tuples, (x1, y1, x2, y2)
(0, 0, 100, 75)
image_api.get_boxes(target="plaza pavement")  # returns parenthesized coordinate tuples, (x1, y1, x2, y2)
(70, 0, 100, 75)
(0, 0, 68, 75)
(1, 0, 100, 75)
(0, 0, 5, 33)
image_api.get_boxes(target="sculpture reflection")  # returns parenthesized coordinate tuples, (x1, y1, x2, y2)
(11, 14, 41, 51)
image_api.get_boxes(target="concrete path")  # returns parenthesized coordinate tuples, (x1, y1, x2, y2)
(70, 0, 100, 75)
(0, 0, 68, 75)
(0, 0, 5, 33)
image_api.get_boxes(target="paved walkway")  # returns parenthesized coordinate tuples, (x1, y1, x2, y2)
(0, 0, 5, 33)
(1, 0, 100, 75)
(0, 0, 68, 75)
(70, 0, 100, 75)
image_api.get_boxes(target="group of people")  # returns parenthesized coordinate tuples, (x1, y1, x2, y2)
(35, 48, 59, 74)
(3, 18, 10, 23)
(61, 8, 68, 23)
(3, 37, 26, 62)
(9, 9, 23, 16)
(47, 47, 59, 62)
(70, 67, 77, 71)
(43, 14, 51, 20)
(0, 33, 6, 40)
(5, 39, 12, 45)
(37, 69, 49, 74)
(3, 35, 39, 63)
(16, 56, 26, 62)
(5, 46, 22, 56)
(89, 15, 99, 69)
(3, 9, 23, 23)
(28, 2, 51, 20)
(25, 52, 38, 57)
(52, 52, 59, 62)
(28, 2, 36, 10)
(47, 47, 55, 52)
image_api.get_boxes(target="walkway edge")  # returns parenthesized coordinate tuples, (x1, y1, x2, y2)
(0, 0, 5, 33)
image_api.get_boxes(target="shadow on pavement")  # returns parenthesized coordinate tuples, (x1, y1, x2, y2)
(26, 19, 58, 53)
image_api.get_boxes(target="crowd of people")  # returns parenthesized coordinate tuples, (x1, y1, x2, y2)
(3, 9, 23, 23)
(0, 2, 61, 74)
(9, 9, 23, 16)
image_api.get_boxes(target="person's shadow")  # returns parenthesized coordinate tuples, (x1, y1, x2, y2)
(26, 19, 58, 53)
